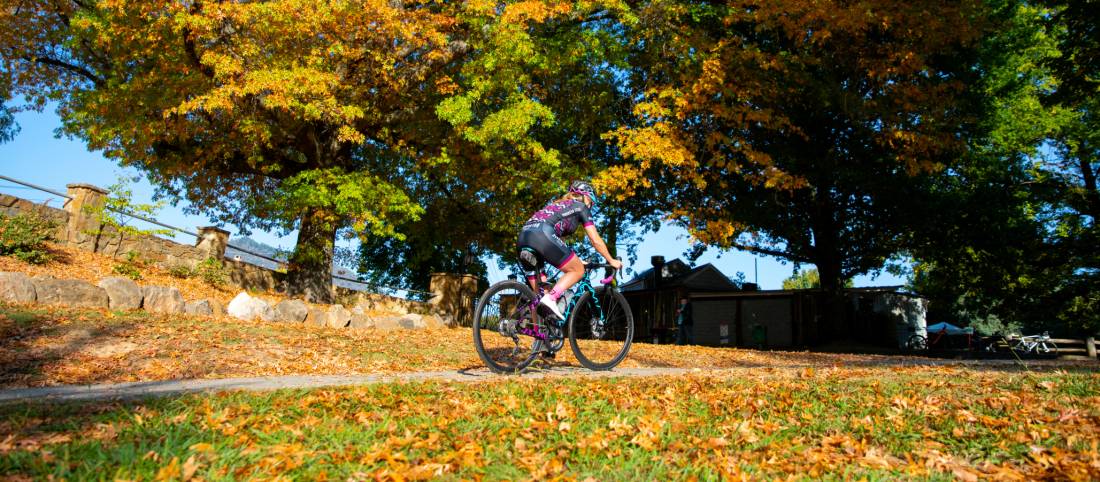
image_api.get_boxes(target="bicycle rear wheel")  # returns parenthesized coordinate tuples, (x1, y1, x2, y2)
(567, 287, 634, 370)
(1037, 341, 1059, 356)
(906, 334, 928, 351)
(472, 281, 546, 373)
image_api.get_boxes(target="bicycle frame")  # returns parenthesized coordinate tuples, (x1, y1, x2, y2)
(520, 264, 616, 342)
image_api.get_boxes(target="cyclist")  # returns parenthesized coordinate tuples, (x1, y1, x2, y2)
(517, 180, 623, 321)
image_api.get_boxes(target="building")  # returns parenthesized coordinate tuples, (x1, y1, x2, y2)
(621, 257, 927, 349)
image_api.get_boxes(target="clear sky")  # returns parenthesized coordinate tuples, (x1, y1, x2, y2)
(0, 107, 907, 290)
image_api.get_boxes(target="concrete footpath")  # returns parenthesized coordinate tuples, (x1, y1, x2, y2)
(0, 366, 699, 404)
(1, 357, 1091, 404)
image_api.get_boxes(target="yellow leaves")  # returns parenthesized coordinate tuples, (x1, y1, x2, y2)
(155, 457, 180, 481)
(189, 442, 214, 453)
(182, 455, 202, 481)
(628, 416, 665, 450)
(500, 0, 572, 26)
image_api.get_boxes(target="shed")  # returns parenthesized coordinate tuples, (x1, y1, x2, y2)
(620, 257, 927, 349)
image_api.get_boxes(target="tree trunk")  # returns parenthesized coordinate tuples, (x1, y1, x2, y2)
(811, 183, 847, 345)
(816, 255, 847, 345)
(1077, 154, 1099, 221)
(286, 207, 337, 303)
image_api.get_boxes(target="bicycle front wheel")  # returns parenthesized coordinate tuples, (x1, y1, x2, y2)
(567, 287, 634, 370)
(472, 281, 545, 373)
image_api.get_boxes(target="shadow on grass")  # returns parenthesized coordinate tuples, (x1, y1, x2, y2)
(0, 303, 153, 387)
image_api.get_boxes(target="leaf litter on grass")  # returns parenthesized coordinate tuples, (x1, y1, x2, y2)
(0, 369, 1097, 480)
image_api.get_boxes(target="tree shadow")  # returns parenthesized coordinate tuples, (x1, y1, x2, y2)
(0, 303, 151, 388)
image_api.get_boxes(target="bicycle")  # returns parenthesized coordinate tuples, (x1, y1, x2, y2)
(905, 333, 928, 351)
(1011, 332, 1059, 356)
(471, 259, 634, 373)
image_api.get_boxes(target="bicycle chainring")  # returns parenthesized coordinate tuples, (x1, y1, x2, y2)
(590, 317, 606, 339)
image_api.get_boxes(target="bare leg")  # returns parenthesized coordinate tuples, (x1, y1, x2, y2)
(552, 256, 585, 294)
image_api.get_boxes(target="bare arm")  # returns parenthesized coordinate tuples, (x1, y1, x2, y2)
(584, 225, 623, 269)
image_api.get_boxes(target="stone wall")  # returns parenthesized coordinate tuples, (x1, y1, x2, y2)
(337, 289, 433, 316)
(226, 259, 283, 293)
(0, 193, 70, 241)
(2, 186, 459, 321)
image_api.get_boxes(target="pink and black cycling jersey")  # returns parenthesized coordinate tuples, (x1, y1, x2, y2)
(522, 199, 594, 237)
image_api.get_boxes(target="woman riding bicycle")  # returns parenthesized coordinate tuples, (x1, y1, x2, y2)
(517, 180, 623, 321)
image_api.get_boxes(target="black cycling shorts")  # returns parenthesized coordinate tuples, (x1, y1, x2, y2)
(517, 223, 576, 272)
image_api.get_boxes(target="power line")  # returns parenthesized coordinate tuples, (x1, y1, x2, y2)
(0, 172, 434, 299)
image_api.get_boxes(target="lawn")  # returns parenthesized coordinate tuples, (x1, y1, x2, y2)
(0, 302, 960, 389)
(1, 367, 1098, 480)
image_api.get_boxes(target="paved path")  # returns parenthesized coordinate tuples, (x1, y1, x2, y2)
(1, 357, 1092, 404)
(0, 366, 701, 404)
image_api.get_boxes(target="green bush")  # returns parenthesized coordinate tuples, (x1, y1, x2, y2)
(112, 251, 145, 280)
(0, 211, 57, 265)
(196, 257, 229, 287)
(166, 264, 195, 279)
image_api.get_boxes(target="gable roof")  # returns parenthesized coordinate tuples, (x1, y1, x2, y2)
(621, 259, 739, 292)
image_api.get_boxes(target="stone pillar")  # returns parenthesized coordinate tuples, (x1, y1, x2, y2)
(429, 273, 480, 326)
(63, 183, 108, 251)
(195, 226, 230, 261)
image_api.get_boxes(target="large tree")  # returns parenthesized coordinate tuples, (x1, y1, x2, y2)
(910, 0, 1098, 335)
(600, 0, 988, 339)
(356, 0, 645, 287)
(1, 0, 469, 302)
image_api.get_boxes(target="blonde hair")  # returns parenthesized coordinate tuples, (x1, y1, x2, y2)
(554, 192, 586, 205)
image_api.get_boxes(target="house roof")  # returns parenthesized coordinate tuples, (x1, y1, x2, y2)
(621, 258, 740, 292)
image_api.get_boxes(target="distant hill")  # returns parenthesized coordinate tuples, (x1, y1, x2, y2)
(225, 237, 287, 270)
(225, 237, 358, 278)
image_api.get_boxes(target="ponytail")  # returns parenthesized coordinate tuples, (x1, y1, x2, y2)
(554, 192, 585, 205)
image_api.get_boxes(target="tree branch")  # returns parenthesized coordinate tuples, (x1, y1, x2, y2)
(730, 242, 812, 263)
(22, 55, 104, 88)
(183, 2, 216, 79)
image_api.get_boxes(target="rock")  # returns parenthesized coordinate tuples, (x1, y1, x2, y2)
(142, 286, 185, 314)
(227, 292, 275, 321)
(184, 299, 220, 316)
(31, 276, 108, 308)
(305, 307, 327, 327)
(398, 313, 427, 330)
(349, 314, 375, 329)
(422, 314, 447, 329)
(274, 299, 309, 323)
(0, 272, 36, 303)
(97, 277, 143, 310)
(326, 304, 352, 328)
(438, 314, 456, 327)
(373, 316, 403, 330)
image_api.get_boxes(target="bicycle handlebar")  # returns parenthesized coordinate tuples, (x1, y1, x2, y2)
(583, 260, 622, 286)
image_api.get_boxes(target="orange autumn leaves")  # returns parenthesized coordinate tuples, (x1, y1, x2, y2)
(598, 0, 984, 248)
(2, 369, 1098, 480)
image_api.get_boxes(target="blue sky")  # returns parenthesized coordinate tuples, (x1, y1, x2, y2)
(0, 107, 907, 289)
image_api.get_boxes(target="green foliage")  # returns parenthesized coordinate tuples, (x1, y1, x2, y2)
(782, 269, 820, 290)
(0, 211, 57, 265)
(165, 257, 230, 287)
(782, 269, 854, 290)
(195, 257, 229, 288)
(908, 1, 1099, 336)
(0, 102, 16, 143)
(111, 251, 144, 281)
(85, 175, 175, 257)
(166, 264, 193, 279)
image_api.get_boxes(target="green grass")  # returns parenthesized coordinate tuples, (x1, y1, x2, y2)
(1, 368, 1097, 480)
